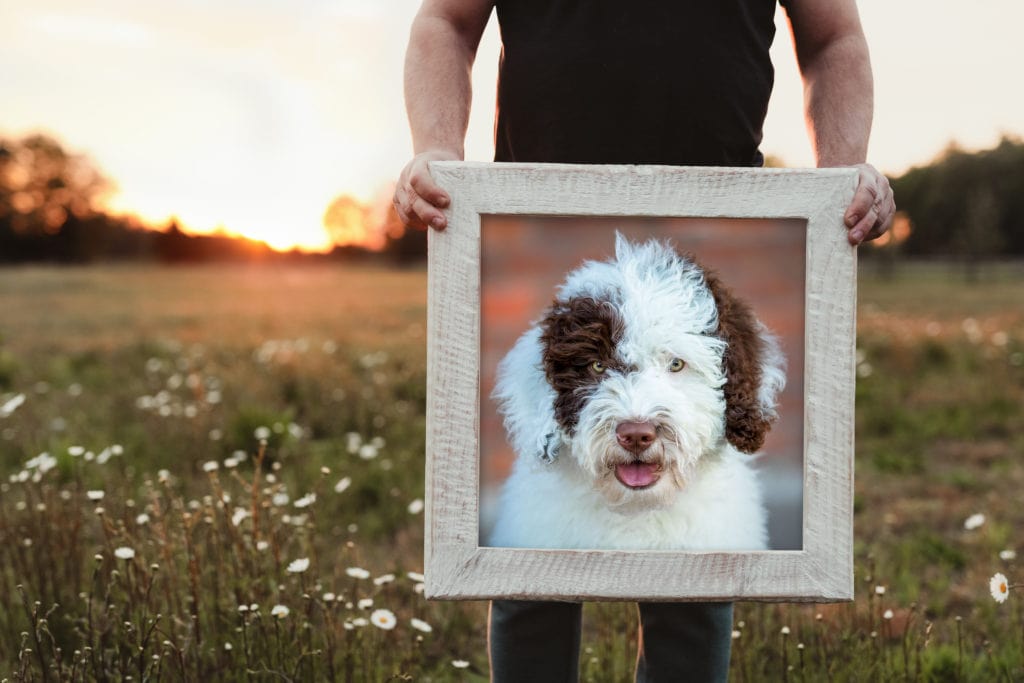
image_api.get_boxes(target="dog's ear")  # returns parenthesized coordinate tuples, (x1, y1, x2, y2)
(703, 272, 786, 454)
(492, 327, 564, 463)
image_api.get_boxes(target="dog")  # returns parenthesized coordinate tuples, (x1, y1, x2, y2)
(486, 233, 786, 551)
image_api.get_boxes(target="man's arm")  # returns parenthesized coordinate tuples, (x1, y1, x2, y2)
(786, 0, 895, 244)
(395, 0, 494, 231)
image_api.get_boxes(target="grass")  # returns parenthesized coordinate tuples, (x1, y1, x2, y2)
(0, 260, 1022, 681)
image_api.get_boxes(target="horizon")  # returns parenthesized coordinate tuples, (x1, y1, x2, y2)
(3, 0, 1023, 252)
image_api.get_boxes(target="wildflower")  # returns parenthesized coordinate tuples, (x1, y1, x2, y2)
(346, 567, 370, 580)
(731, 630, 741, 640)
(351, 617, 368, 627)
(334, 477, 352, 494)
(358, 598, 374, 610)
(256, 541, 270, 552)
(254, 426, 271, 440)
(414, 583, 425, 595)
(271, 604, 290, 619)
(272, 493, 290, 507)
(1000, 549, 1017, 561)
(238, 605, 249, 613)
(287, 558, 310, 574)
(87, 490, 105, 501)
(202, 461, 219, 473)
(883, 609, 894, 620)
(990, 573, 1010, 604)
(231, 508, 249, 527)
(293, 493, 316, 508)
(224, 642, 233, 651)
(0, 393, 26, 417)
(964, 513, 986, 530)
(452, 660, 470, 669)
(410, 618, 433, 633)
(68, 446, 85, 457)
(114, 547, 136, 560)
(223, 456, 239, 469)
(358, 444, 379, 460)
(371, 609, 397, 630)
(323, 592, 336, 602)
(407, 571, 426, 583)
(158, 469, 171, 483)
(407, 499, 425, 515)
(780, 626, 790, 635)
(373, 573, 396, 586)
(135, 513, 151, 526)
(874, 585, 886, 595)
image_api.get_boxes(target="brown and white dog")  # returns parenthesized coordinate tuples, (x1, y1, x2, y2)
(487, 234, 785, 550)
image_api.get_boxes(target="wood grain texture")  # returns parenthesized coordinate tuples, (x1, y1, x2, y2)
(425, 162, 858, 602)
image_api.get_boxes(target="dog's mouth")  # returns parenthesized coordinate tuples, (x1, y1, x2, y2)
(614, 461, 662, 489)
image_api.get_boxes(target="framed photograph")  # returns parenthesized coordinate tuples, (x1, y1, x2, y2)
(425, 161, 858, 602)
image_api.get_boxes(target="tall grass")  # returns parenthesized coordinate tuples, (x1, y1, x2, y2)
(0, 262, 1022, 681)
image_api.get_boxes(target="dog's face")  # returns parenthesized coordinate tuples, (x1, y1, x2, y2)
(494, 234, 785, 513)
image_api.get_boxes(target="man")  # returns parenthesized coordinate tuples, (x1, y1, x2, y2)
(395, 1, 894, 680)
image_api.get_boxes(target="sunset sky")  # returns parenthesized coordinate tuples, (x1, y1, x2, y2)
(3, 0, 1022, 251)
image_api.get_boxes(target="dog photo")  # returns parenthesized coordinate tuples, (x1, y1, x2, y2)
(479, 217, 805, 552)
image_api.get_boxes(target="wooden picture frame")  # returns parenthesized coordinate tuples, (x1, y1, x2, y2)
(425, 161, 858, 602)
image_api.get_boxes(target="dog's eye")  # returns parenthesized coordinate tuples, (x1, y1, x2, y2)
(668, 358, 686, 372)
(590, 360, 606, 374)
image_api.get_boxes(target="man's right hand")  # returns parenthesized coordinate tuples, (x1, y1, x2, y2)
(394, 149, 460, 231)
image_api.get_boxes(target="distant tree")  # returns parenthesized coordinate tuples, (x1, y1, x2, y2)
(892, 136, 1024, 259)
(323, 194, 375, 248)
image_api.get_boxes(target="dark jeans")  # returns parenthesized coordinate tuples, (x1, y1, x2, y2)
(488, 600, 733, 683)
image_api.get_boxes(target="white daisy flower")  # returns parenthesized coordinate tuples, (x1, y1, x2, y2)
(334, 477, 352, 494)
(114, 546, 135, 560)
(346, 567, 370, 580)
(256, 540, 270, 552)
(351, 617, 368, 627)
(370, 609, 397, 630)
(358, 598, 374, 610)
(964, 513, 986, 530)
(202, 460, 219, 473)
(322, 592, 336, 602)
(293, 493, 316, 508)
(780, 626, 790, 635)
(287, 558, 310, 574)
(874, 585, 886, 595)
(883, 609, 894, 620)
(373, 573, 396, 586)
(135, 513, 151, 525)
(271, 604, 290, 618)
(407, 571, 426, 583)
(452, 660, 470, 669)
(272, 493, 290, 507)
(410, 618, 433, 633)
(231, 508, 249, 527)
(999, 549, 1017, 561)
(86, 490, 105, 501)
(990, 573, 1010, 604)
(407, 499, 424, 515)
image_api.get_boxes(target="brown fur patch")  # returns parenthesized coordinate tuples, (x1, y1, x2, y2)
(540, 296, 625, 433)
(703, 271, 774, 453)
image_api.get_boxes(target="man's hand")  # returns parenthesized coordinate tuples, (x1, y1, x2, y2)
(395, 149, 460, 231)
(844, 163, 895, 245)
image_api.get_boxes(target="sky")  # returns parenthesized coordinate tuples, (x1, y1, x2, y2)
(2, 0, 1022, 251)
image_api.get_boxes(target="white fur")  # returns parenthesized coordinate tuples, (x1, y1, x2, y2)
(489, 234, 784, 551)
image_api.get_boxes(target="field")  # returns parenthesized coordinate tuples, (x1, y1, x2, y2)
(0, 261, 1022, 681)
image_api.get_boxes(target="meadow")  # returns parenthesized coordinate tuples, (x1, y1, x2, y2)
(0, 261, 1021, 681)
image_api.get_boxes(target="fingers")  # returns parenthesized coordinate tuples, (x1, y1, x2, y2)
(845, 165, 895, 245)
(394, 155, 452, 231)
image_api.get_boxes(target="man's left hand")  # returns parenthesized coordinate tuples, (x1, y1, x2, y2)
(844, 163, 895, 245)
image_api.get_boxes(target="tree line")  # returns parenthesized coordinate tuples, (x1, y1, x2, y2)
(2, 132, 1022, 264)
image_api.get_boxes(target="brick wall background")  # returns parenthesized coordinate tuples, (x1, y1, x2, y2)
(479, 215, 806, 549)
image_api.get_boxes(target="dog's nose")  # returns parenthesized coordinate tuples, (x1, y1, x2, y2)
(616, 421, 656, 452)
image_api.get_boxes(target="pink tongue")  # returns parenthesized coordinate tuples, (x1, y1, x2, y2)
(615, 462, 660, 488)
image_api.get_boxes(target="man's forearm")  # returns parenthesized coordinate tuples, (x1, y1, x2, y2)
(800, 33, 874, 167)
(404, 12, 482, 157)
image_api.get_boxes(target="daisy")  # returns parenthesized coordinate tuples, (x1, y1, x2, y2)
(293, 493, 316, 508)
(373, 573, 396, 586)
(874, 585, 886, 595)
(883, 609, 894, 620)
(407, 571, 426, 583)
(287, 558, 310, 574)
(87, 490, 105, 501)
(334, 477, 352, 494)
(135, 513, 151, 525)
(351, 617, 368, 627)
(410, 618, 433, 633)
(371, 609, 397, 630)
(452, 660, 470, 669)
(346, 567, 370, 580)
(202, 460, 219, 473)
(271, 604, 290, 618)
(780, 626, 790, 635)
(964, 513, 986, 530)
(1000, 549, 1017, 561)
(990, 573, 1010, 603)
(114, 546, 135, 560)
(358, 598, 374, 610)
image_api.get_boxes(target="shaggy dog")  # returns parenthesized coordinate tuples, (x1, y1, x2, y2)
(487, 234, 786, 551)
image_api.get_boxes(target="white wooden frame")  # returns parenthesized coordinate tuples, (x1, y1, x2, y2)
(425, 162, 858, 602)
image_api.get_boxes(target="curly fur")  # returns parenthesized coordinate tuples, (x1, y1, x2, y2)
(489, 234, 785, 551)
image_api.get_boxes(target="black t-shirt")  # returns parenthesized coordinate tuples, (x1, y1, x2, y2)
(493, 0, 781, 167)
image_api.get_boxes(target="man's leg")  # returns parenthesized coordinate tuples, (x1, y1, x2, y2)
(635, 602, 733, 683)
(488, 600, 583, 683)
